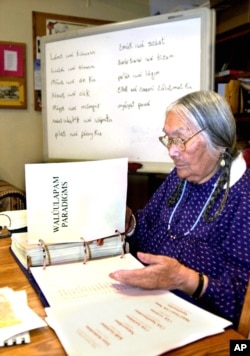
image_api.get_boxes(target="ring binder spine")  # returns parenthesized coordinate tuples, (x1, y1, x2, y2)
(15, 232, 125, 270)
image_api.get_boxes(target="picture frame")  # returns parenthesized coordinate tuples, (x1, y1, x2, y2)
(0, 41, 27, 109)
(32, 11, 112, 111)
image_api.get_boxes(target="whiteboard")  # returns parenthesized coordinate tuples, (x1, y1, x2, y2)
(41, 8, 215, 172)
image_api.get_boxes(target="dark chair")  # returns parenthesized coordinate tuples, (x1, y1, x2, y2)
(0, 180, 26, 211)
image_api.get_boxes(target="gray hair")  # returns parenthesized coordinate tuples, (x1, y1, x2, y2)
(166, 90, 239, 222)
(166, 90, 238, 157)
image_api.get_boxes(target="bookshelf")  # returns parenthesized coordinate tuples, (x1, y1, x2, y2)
(212, 0, 250, 147)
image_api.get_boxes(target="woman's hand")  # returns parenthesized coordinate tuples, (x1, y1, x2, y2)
(109, 252, 208, 296)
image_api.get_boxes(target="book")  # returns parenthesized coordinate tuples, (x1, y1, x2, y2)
(0, 287, 46, 347)
(217, 69, 244, 77)
(27, 255, 232, 356)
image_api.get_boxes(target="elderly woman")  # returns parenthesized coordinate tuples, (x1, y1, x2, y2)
(110, 90, 250, 328)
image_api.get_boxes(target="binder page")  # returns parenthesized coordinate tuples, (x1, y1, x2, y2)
(25, 157, 128, 243)
(30, 253, 144, 307)
(45, 290, 232, 356)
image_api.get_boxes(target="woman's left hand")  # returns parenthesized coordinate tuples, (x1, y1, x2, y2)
(109, 252, 186, 290)
(109, 252, 207, 296)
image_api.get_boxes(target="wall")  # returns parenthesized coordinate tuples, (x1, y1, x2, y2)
(0, 0, 149, 190)
(149, 0, 209, 14)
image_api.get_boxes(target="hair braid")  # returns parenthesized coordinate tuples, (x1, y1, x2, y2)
(203, 149, 234, 222)
(167, 179, 185, 206)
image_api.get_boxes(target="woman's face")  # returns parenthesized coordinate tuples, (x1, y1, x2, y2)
(164, 112, 220, 184)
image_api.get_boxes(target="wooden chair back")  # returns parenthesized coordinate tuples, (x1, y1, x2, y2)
(238, 279, 250, 338)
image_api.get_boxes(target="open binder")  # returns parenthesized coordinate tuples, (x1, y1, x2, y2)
(10, 158, 129, 306)
(11, 157, 128, 266)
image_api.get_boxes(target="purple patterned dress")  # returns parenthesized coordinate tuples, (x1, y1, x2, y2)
(127, 156, 250, 327)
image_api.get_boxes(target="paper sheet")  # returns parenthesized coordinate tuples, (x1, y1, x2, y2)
(45, 290, 231, 356)
(25, 158, 128, 243)
(0, 210, 27, 230)
(0, 288, 46, 343)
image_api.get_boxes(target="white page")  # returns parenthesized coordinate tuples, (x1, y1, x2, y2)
(25, 157, 128, 243)
(4, 50, 17, 71)
(0, 210, 27, 230)
(30, 253, 144, 307)
(45, 290, 231, 356)
(0, 289, 46, 342)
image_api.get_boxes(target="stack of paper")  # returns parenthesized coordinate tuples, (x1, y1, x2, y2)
(11, 232, 124, 268)
(0, 287, 46, 347)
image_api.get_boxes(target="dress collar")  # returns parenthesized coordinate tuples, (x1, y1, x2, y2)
(227, 152, 246, 188)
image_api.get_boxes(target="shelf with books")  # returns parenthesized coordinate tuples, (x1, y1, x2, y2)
(215, 71, 250, 84)
(214, 19, 250, 143)
(215, 23, 250, 79)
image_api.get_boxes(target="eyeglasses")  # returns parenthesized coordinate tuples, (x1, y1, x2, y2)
(159, 127, 207, 152)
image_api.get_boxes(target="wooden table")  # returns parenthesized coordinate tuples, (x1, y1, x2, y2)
(0, 237, 245, 355)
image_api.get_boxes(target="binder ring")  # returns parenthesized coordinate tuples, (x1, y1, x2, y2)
(115, 230, 125, 258)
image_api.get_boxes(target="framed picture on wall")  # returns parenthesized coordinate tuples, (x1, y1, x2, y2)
(32, 11, 112, 111)
(0, 41, 27, 109)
